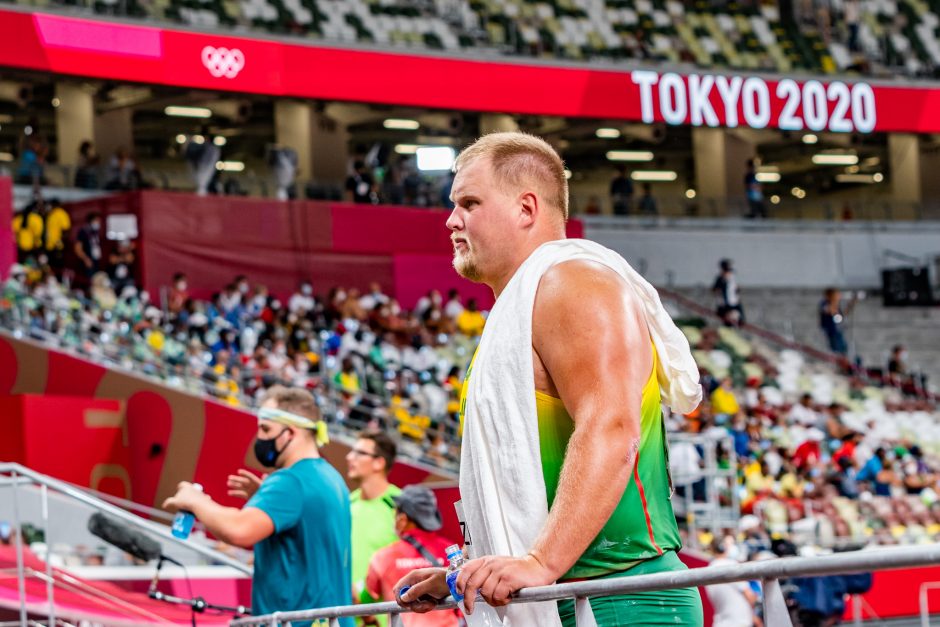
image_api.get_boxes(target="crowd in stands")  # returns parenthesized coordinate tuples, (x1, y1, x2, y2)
(22, 0, 940, 77)
(3, 232, 486, 469)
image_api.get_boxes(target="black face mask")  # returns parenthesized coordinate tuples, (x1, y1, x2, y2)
(254, 427, 291, 468)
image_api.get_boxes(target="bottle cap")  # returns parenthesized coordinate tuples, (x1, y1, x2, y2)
(445, 544, 462, 559)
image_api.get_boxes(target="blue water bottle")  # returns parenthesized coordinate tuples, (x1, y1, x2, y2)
(171, 483, 202, 539)
(444, 545, 503, 626)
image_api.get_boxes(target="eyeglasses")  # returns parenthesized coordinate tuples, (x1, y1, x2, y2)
(349, 448, 381, 458)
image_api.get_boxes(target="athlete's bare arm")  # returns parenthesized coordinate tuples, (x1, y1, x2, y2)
(454, 259, 651, 611)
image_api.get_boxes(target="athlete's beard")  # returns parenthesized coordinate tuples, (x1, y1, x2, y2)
(453, 247, 483, 282)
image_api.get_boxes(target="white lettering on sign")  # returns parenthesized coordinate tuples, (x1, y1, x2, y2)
(631, 72, 878, 133)
(688, 74, 719, 127)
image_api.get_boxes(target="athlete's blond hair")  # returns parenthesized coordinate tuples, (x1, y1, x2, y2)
(454, 132, 568, 221)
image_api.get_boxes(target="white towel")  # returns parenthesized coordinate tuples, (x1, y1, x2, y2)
(459, 239, 702, 626)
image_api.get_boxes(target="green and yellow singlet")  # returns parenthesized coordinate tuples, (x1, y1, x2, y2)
(460, 344, 681, 581)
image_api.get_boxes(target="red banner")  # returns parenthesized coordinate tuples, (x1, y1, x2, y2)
(0, 10, 939, 133)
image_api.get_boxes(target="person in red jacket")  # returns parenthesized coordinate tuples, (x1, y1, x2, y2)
(364, 486, 459, 627)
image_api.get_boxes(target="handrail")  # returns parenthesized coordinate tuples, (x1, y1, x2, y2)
(0, 463, 252, 575)
(232, 543, 940, 626)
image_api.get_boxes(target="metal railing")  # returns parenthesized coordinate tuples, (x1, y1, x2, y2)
(0, 462, 252, 626)
(232, 543, 940, 627)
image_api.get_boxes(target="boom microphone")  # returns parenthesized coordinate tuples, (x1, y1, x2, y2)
(87, 512, 162, 562)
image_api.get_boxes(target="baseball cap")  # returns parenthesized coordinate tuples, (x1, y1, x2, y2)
(394, 485, 443, 532)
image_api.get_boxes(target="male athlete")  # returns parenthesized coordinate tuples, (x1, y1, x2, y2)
(394, 132, 702, 625)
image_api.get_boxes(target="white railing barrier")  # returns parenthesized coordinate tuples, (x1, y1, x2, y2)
(232, 543, 940, 627)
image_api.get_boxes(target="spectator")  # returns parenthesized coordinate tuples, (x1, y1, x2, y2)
(710, 377, 741, 417)
(105, 147, 140, 190)
(443, 289, 463, 319)
(16, 135, 47, 185)
(844, 0, 860, 51)
(819, 288, 853, 355)
(706, 535, 758, 627)
(788, 394, 819, 428)
(744, 159, 766, 219)
(637, 183, 658, 215)
(887, 344, 907, 383)
(107, 239, 136, 294)
(857, 447, 892, 496)
(364, 486, 459, 627)
(12, 202, 44, 263)
(74, 212, 103, 280)
(168, 273, 189, 314)
(712, 259, 744, 326)
(42, 199, 72, 273)
(289, 280, 316, 315)
(414, 290, 442, 318)
(165, 385, 352, 625)
(359, 282, 389, 311)
(75, 141, 100, 189)
(347, 430, 401, 624)
(347, 160, 377, 204)
(609, 166, 633, 215)
(455, 298, 485, 337)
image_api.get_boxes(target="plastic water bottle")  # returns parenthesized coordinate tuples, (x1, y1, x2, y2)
(171, 483, 202, 539)
(444, 545, 503, 626)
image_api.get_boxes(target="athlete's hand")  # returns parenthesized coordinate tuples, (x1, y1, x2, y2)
(394, 567, 449, 614)
(457, 554, 555, 613)
(226, 469, 266, 500)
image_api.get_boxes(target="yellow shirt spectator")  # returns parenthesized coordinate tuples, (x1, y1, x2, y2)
(456, 308, 485, 336)
(44, 206, 71, 251)
(12, 211, 43, 252)
(710, 380, 740, 415)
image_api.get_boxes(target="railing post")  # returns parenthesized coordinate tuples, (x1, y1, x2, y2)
(11, 470, 28, 627)
(390, 614, 405, 627)
(574, 596, 598, 627)
(762, 578, 793, 627)
(42, 483, 55, 627)
(852, 593, 861, 626)
(921, 583, 932, 627)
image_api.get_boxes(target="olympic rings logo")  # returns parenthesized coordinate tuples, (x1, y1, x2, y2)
(201, 46, 245, 79)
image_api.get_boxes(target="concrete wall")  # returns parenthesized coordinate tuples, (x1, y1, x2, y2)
(584, 218, 940, 288)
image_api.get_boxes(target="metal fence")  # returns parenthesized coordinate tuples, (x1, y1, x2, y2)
(232, 543, 940, 627)
(0, 462, 252, 627)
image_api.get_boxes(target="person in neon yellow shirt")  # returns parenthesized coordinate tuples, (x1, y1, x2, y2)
(455, 299, 485, 336)
(711, 377, 741, 416)
(347, 430, 401, 627)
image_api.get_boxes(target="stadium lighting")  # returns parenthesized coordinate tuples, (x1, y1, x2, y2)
(606, 150, 654, 162)
(595, 128, 621, 139)
(685, 189, 696, 199)
(165, 105, 212, 118)
(0, 152, 13, 162)
(836, 173, 885, 184)
(384, 118, 420, 130)
(802, 134, 818, 144)
(631, 170, 677, 182)
(192, 135, 205, 144)
(812, 153, 858, 165)
(416, 146, 456, 171)
(213, 136, 227, 147)
(564, 169, 573, 179)
(755, 172, 781, 183)
(394, 144, 420, 155)
(790, 187, 806, 198)
(770, 195, 780, 204)
(175, 134, 187, 144)
(215, 160, 245, 172)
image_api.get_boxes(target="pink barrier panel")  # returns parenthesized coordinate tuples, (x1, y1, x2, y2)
(0, 176, 12, 278)
(331, 203, 453, 255)
(393, 253, 495, 310)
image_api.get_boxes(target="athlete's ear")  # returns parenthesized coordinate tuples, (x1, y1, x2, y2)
(518, 190, 538, 227)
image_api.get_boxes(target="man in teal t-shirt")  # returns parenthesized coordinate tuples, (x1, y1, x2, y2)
(165, 386, 352, 627)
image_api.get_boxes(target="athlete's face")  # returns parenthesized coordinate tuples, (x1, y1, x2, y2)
(446, 158, 518, 284)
